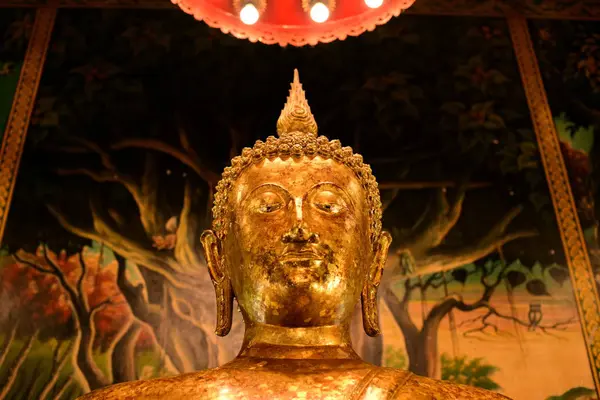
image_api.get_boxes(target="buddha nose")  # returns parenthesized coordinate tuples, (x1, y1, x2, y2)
(282, 223, 319, 244)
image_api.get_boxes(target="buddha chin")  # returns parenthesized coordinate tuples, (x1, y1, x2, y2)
(246, 255, 356, 327)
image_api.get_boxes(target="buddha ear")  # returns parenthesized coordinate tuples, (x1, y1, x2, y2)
(200, 230, 233, 336)
(369, 231, 392, 286)
(361, 231, 392, 337)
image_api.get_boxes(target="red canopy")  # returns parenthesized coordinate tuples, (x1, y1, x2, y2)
(172, 0, 415, 46)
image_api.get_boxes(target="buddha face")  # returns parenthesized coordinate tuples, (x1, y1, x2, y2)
(221, 156, 374, 327)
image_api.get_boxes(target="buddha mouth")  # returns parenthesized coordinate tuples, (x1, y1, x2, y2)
(280, 245, 324, 263)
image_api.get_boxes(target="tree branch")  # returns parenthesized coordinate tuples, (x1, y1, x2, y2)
(67, 137, 116, 171)
(52, 137, 164, 237)
(56, 168, 120, 183)
(382, 188, 400, 212)
(77, 252, 89, 313)
(174, 180, 205, 271)
(398, 184, 468, 259)
(47, 204, 199, 289)
(139, 153, 164, 235)
(114, 254, 165, 333)
(12, 253, 53, 275)
(40, 244, 85, 316)
(89, 298, 112, 315)
(399, 205, 538, 278)
(14, 248, 86, 318)
(111, 138, 219, 186)
(462, 307, 577, 338)
(378, 181, 490, 190)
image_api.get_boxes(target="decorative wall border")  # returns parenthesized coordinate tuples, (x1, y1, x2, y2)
(0, 3, 597, 398)
(1, 0, 600, 20)
(508, 13, 600, 395)
(0, 6, 56, 241)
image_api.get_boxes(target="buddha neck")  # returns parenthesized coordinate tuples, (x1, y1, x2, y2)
(238, 322, 361, 360)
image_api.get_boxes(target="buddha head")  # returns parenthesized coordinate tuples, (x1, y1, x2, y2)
(200, 70, 391, 339)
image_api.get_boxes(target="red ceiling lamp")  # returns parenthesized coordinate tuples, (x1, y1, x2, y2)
(171, 0, 416, 46)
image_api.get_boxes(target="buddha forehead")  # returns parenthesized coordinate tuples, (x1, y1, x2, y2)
(231, 156, 365, 204)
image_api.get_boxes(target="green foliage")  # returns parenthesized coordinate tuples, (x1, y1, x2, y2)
(0, 337, 81, 400)
(502, 259, 571, 296)
(0, 62, 22, 136)
(0, 10, 33, 138)
(453, 56, 510, 95)
(440, 353, 501, 391)
(546, 386, 597, 400)
(383, 345, 407, 369)
(498, 129, 539, 174)
(555, 112, 595, 154)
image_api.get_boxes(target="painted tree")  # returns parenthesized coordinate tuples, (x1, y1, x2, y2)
(1, 245, 134, 391)
(43, 135, 221, 373)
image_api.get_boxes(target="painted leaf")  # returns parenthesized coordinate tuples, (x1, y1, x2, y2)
(363, 77, 387, 91)
(490, 70, 509, 84)
(440, 102, 466, 115)
(39, 111, 59, 127)
(505, 270, 526, 288)
(548, 267, 569, 286)
(487, 114, 506, 128)
(526, 279, 550, 296)
(408, 86, 424, 99)
(391, 89, 410, 102)
(571, 125, 594, 154)
(451, 268, 468, 285)
(553, 112, 576, 144)
(529, 192, 550, 212)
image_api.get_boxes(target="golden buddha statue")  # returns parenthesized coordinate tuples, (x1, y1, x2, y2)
(81, 71, 510, 400)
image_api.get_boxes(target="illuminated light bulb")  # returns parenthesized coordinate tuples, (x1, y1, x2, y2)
(240, 3, 260, 25)
(364, 0, 383, 8)
(310, 2, 330, 23)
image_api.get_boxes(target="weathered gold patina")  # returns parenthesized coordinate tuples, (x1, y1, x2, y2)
(80, 71, 510, 400)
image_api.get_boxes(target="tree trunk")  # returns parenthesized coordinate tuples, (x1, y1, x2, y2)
(383, 283, 458, 379)
(162, 287, 214, 372)
(112, 320, 142, 383)
(382, 284, 432, 377)
(76, 320, 110, 390)
(405, 324, 429, 377)
(350, 304, 383, 366)
(363, 330, 383, 366)
(115, 255, 213, 373)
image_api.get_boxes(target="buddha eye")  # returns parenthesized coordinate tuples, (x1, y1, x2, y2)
(258, 202, 283, 213)
(315, 202, 343, 214)
(311, 190, 347, 216)
(250, 191, 285, 214)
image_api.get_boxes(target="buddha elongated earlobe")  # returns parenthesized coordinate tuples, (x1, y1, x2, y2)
(361, 231, 392, 337)
(361, 283, 380, 336)
(201, 230, 234, 336)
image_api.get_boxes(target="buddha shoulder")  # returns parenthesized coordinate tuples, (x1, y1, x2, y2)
(393, 373, 511, 400)
(77, 370, 214, 400)
(78, 367, 510, 400)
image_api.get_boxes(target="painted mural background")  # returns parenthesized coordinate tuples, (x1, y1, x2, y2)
(0, 9, 32, 140)
(530, 20, 600, 299)
(0, 9, 595, 400)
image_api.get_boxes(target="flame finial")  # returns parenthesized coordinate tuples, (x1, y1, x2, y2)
(276, 69, 318, 137)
